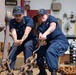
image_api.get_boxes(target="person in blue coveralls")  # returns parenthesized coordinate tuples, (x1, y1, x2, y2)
(36, 9, 69, 75)
(9, 6, 38, 74)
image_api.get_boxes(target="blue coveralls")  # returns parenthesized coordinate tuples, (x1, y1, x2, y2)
(37, 15, 69, 71)
(9, 16, 38, 69)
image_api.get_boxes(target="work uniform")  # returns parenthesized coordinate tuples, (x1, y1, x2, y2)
(37, 15, 69, 71)
(9, 16, 38, 69)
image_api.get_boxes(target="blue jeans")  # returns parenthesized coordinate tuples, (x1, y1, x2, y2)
(36, 41, 69, 71)
(9, 39, 37, 69)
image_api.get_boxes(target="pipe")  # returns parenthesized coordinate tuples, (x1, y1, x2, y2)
(21, 0, 25, 9)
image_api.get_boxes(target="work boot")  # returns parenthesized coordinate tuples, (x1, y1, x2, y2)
(51, 70, 57, 75)
(37, 66, 47, 75)
(27, 70, 33, 75)
(37, 71, 47, 75)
